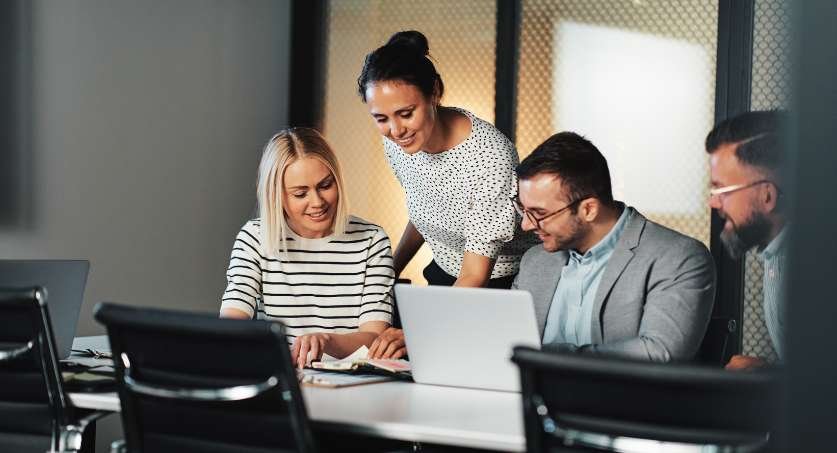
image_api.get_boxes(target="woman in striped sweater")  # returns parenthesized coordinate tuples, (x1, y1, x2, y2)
(220, 128, 394, 368)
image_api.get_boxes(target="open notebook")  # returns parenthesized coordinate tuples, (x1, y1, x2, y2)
(300, 346, 411, 388)
(314, 345, 411, 373)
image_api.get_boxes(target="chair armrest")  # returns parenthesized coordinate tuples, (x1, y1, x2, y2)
(58, 410, 111, 452)
(110, 439, 127, 453)
(124, 369, 280, 402)
(0, 340, 33, 361)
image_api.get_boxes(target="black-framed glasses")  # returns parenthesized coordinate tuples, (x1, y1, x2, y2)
(511, 196, 588, 230)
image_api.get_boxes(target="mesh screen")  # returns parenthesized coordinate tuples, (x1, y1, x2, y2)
(516, 0, 718, 246)
(322, 0, 497, 284)
(751, 0, 792, 111)
(741, 0, 791, 362)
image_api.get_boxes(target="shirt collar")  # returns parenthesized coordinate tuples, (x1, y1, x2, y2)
(569, 204, 630, 262)
(760, 226, 788, 261)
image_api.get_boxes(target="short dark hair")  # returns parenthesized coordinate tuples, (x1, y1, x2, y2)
(516, 132, 614, 205)
(357, 30, 445, 102)
(705, 110, 788, 177)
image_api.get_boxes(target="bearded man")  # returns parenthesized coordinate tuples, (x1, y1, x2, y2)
(707, 110, 788, 370)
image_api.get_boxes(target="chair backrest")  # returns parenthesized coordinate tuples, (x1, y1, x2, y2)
(0, 286, 70, 452)
(698, 316, 737, 366)
(94, 303, 316, 453)
(512, 346, 781, 453)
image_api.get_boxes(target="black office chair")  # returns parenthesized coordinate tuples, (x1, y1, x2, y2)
(512, 346, 781, 453)
(698, 316, 738, 366)
(0, 287, 102, 452)
(94, 303, 317, 453)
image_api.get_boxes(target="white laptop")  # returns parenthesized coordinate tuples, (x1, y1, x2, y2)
(395, 284, 540, 392)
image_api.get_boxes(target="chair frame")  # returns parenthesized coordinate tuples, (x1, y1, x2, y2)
(96, 303, 317, 453)
(0, 286, 106, 452)
(512, 346, 778, 453)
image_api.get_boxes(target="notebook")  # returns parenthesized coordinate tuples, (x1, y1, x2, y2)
(0, 260, 90, 359)
(395, 284, 541, 392)
(298, 369, 392, 388)
(313, 345, 411, 374)
(303, 345, 411, 388)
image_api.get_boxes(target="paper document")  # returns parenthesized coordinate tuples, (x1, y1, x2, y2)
(320, 345, 370, 362)
(313, 345, 411, 373)
(298, 369, 391, 388)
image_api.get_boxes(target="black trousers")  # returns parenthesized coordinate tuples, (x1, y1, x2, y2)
(422, 260, 516, 289)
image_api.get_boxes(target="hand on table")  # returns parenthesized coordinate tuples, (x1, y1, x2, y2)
(291, 333, 332, 369)
(725, 354, 767, 371)
(368, 327, 407, 359)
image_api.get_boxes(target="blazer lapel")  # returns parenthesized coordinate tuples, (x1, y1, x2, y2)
(589, 209, 645, 343)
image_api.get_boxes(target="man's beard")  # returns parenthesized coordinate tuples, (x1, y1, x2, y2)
(550, 215, 588, 252)
(720, 212, 772, 259)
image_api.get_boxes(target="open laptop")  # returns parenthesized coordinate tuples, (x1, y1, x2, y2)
(0, 260, 90, 359)
(395, 284, 540, 392)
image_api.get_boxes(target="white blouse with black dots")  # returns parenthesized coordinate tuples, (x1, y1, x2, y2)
(383, 107, 533, 279)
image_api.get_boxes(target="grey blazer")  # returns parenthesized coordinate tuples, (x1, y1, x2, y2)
(512, 207, 715, 362)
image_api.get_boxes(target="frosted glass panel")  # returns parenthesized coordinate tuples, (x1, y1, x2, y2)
(552, 21, 711, 216)
(517, 0, 718, 246)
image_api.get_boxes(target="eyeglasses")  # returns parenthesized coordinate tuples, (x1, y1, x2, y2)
(709, 180, 777, 199)
(511, 196, 588, 230)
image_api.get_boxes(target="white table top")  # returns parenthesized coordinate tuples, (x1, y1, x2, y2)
(67, 336, 525, 451)
(304, 381, 524, 451)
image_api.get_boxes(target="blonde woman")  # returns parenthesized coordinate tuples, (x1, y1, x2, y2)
(220, 128, 394, 368)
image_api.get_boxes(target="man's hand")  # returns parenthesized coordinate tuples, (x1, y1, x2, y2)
(368, 327, 407, 359)
(291, 333, 332, 369)
(725, 354, 767, 371)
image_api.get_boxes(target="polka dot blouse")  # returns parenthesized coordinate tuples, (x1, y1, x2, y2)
(383, 107, 533, 279)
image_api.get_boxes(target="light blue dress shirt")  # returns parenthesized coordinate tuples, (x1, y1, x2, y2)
(760, 227, 787, 360)
(542, 207, 631, 346)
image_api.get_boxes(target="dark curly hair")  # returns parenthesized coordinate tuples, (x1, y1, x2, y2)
(357, 30, 444, 102)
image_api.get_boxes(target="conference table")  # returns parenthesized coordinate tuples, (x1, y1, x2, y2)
(67, 336, 526, 452)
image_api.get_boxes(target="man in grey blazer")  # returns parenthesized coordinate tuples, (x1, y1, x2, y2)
(512, 132, 716, 362)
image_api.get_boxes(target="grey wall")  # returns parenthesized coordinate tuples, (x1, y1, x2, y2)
(0, 0, 291, 329)
(0, 1, 291, 449)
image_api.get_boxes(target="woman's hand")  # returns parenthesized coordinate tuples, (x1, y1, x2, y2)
(368, 328, 407, 359)
(291, 333, 333, 369)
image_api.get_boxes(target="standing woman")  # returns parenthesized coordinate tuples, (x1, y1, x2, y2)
(220, 128, 394, 368)
(359, 31, 531, 358)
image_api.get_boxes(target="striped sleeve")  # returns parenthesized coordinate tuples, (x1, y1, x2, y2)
(220, 221, 262, 318)
(359, 226, 395, 325)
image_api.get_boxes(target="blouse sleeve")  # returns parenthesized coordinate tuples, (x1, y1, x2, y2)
(463, 139, 519, 259)
(220, 221, 263, 318)
(359, 226, 395, 326)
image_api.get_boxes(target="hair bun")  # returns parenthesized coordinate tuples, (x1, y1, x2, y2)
(385, 30, 430, 56)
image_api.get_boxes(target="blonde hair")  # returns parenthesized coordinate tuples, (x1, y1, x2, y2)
(257, 127, 349, 256)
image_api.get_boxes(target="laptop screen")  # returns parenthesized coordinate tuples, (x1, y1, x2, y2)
(0, 260, 90, 359)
